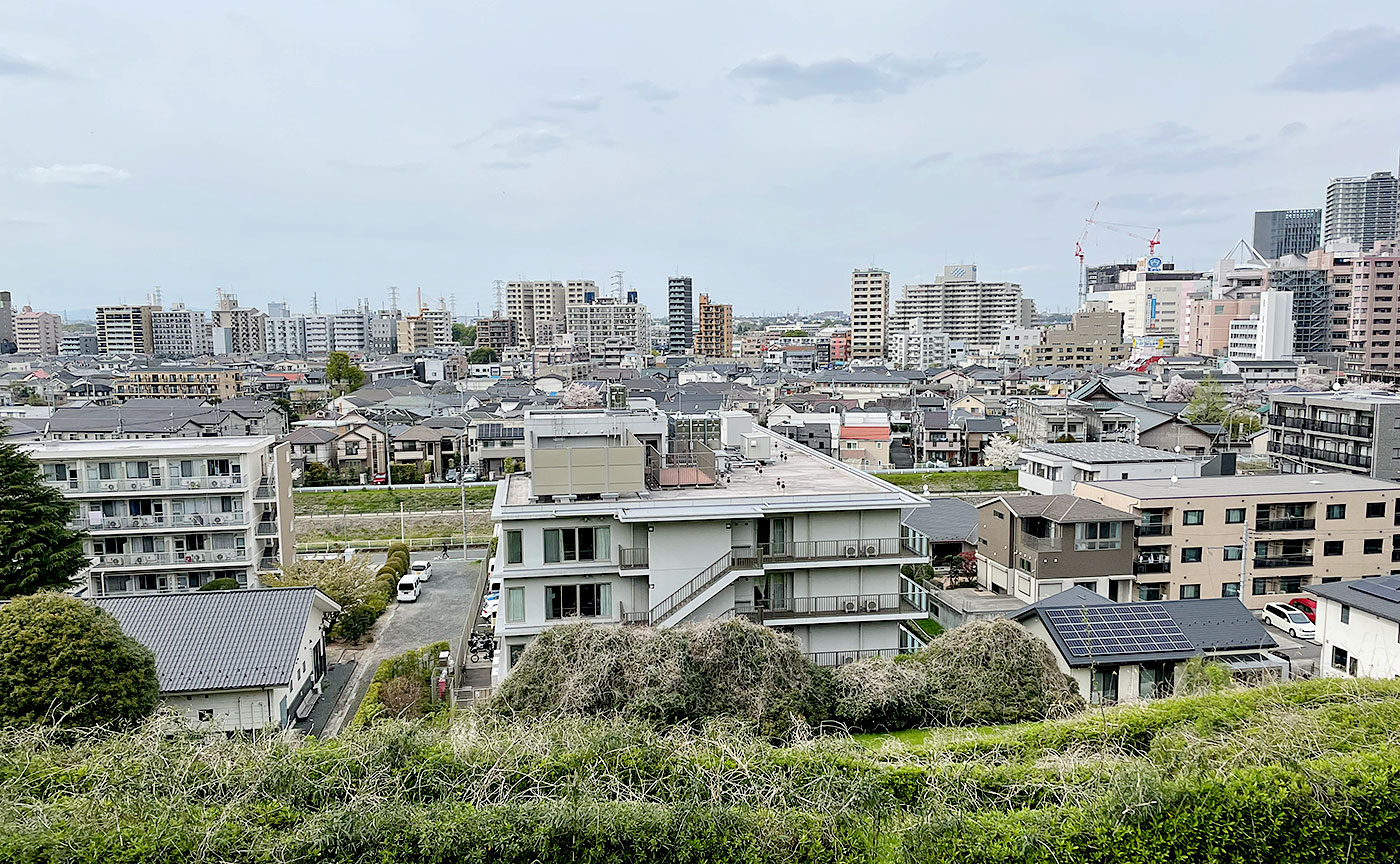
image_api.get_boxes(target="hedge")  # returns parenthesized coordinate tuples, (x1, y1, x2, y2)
(350, 641, 451, 728)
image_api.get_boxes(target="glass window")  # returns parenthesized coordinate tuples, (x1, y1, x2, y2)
(1222, 583, 1240, 598)
(1183, 510, 1204, 525)
(542, 527, 608, 563)
(1179, 584, 1200, 600)
(1341, 604, 1351, 624)
(1252, 578, 1271, 596)
(1367, 502, 1386, 518)
(1074, 521, 1121, 551)
(1224, 508, 1245, 524)
(1181, 547, 1203, 563)
(1331, 646, 1348, 670)
(1365, 538, 1383, 554)
(506, 587, 524, 622)
(545, 583, 611, 619)
(1324, 540, 1344, 556)
(1090, 667, 1119, 706)
(1223, 545, 1243, 561)
(1326, 504, 1346, 520)
(506, 530, 523, 565)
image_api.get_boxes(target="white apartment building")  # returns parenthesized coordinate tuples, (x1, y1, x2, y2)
(507, 281, 577, 348)
(1307, 577, 1400, 679)
(850, 269, 890, 361)
(13, 305, 63, 355)
(888, 264, 1034, 350)
(1226, 290, 1294, 360)
(264, 315, 308, 355)
(1018, 442, 1202, 496)
(303, 315, 331, 354)
(24, 436, 294, 596)
(330, 309, 372, 353)
(1086, 258, 1205, 351)
(489, 407, 932, 681)
(565, 295, 649, 362)
(152, 304, 213, 358)
(96, 305, 157, 355)
(210, 294, 266, 355)
(886, 319, 963, 370)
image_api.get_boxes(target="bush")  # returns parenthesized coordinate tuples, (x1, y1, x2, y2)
(265, 556, 401, 643)
(197, 578, 241, 591)
(1177, 656, 1233, 696)
(353, 642, 449, 727)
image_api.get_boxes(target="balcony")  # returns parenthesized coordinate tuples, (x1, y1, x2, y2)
(80, 512, 249, 531)
(254, 481, 277, 500)
(255, 522, 279, 536)
(1136, 523, 1172, 537)
(735, 592, 916, 621)
(806, 647, 915, 667)
(1268, 414, 1373, 438)
(1134, 558, 1171, 575)
(1266, 442, 1371, 469)
(257, 556, 282, 572)
(91, 552, 173, 568)
(1016, 532, 1060, 553)
(618, 546, 649, 569)
(1255, 518, 1316, 532)
(1253, 554, 1313, 569)
(756, 537, 920, 563)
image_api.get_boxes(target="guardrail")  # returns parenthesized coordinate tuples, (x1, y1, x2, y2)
(294, 536, 493, 555)
(618, 546, 649, 569)
(1253, 554, 1313, 569)
(1017, 532, 1060, 553)
(806, 647, 913, 667)
(78, 512, 251, 531)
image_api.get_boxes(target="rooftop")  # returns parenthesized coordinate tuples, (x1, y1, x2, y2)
(1022, 442, 1195, 464)
(20, 435, 277, 459)
(1269, 390, 1400, 406)
(902, 498, 978, 543)
(1307, 577, 1400, 624)
(1078, 473, 1400, 500)
(988, 494, 1135, 523)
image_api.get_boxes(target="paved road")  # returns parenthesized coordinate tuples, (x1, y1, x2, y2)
(321, 553, 484, 735)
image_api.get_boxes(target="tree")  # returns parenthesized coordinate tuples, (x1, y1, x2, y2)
(0, 594, 159, 727)
(325, 352, 366, 396)
(468, 347, 499, 364)
(560, 382, 602, 408)
(1164, 375, 1196, 403)
(198, 578, 241, 591)
(452, 323, 476, 346)
(781, 329, 808, 338)
(1185, 376, 1228, 423)
(503, 457, 522, 474)
(272, 396, 297, 423)
(981, 434, 1022, 469)
(0, 432, 89, 598)
(301, 462, 333, 487)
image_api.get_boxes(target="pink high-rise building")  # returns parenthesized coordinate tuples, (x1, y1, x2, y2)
(1346, 240, 1400, 373)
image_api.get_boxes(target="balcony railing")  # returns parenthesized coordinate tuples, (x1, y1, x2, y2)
(92, 552, 173, 567)
(1017, 532, 1060, 553)
(254, 481, 277, 500)
(1253, 554, 1313, 568)
(1136, 523, 1172, 537)
(756, 537, 918, 562)
(257, 556, 282, 572)
(618, 546, 650, 569)
(806, 647, 915, 667)
(1266, 442, 1372, 469)
(81, 512, 249, 531)
(255, 522, 279, 536)
(1255, 518, 1316, 532)
(1267, 414, 1372, 438)
(735, 592, 913, 620)
(1134, 560, 1171, 574)
(93, 549, 250, 568)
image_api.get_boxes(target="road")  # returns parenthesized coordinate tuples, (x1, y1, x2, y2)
(1254, 614, 1323, 678)
(321, 552, 485, 735)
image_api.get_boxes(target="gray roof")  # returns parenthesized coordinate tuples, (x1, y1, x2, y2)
(1306, 577, 1400, 624)
(990, 494, 1135, 523)
(1079, 473, 1400, 500)
(1023, 442, 1194, 464)
(94, 587, 339, 693)
(902, 498, 979, 543)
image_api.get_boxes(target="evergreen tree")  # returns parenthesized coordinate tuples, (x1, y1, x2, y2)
(0, 431, 89, 598)
(325, 351, 366, 396)
(1185, 377, 1227, 423)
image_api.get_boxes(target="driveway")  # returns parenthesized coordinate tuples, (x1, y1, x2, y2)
(320, 551, 484, 735)
(1255, 615, 1323, 679)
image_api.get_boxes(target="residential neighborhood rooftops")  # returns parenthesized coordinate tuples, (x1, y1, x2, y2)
(902, 497, 979, 544)
(1078, 473, 1400, 499)
(1022, 442, 1195, 464)
(985, 494, 1135, 523)
(1307, 577, 1400, 624)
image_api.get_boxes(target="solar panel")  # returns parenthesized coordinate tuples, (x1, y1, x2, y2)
(1044, 604, 1194, 658)
(1353, 576, 1400, 604)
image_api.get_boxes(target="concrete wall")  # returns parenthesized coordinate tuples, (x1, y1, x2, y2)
(1315, 597, 1400, 679)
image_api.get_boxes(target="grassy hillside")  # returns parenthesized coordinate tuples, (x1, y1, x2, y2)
(294, 485, 497, 515)
(873, 469, 1019, 493)
(2, 678, 1398, 862)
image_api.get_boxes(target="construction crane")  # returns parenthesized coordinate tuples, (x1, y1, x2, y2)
(1074, 204, 1163, 307)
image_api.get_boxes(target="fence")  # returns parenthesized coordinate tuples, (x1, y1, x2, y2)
(294, 536, 493, 555)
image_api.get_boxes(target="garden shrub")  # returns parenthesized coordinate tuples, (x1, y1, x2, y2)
(197, 577, 241, 591)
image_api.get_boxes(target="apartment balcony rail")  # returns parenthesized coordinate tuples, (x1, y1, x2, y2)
(1017, 532, 1060, 553)
(91, 552, 173, 567)
(254, 481, 277, 500)
(618, 546, 650, 569)
(735, 592, 911, 620)
(1267, 414, 1372, 438)
(77, 511, 250, 531)
(756, 537, 918, 562)
(1134, 559, 1171, 575)
(1253, 554, 1314, 569)
(1266, 442, 1371, 469)
(1255, 518, 1316, 532)
(255, 522, 279, 536)
(93, 549, 250, 568)
(807, 647, 914, 667)
(257, 556, 282, 572)
(1136, 523, 1172, 537)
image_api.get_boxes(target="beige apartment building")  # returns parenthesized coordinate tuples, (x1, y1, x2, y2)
(696, 293, 733, 358)
(889, 264, 1033, 351)
(1021, 302, 1126, 368)
(1345, 240, 1400, 374)
(14, 305, 63, 355)
(1304, 246, 1356, 355)
(1074, 474, 1400, 610)
(115, 367, 244, 401)
(96, 305, 157, 355)
(850, 269, 890, 361)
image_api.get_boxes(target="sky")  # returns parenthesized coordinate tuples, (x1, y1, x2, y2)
(3, 1, 1400, 319)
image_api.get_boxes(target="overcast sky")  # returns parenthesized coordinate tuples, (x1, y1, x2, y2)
(3, 1, 1400, 319)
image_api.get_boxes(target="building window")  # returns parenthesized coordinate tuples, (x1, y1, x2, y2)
(1324, 540, 1344, 556)
(1367, 502, 1386, 518)
(1018, 557, 1033, 572)
(1179, 584, 1200, 600)
(1222, 583, 1240, 598)
(1223, 545, 1243, 561)
(1331, 646, 1348, 671)
(506, 587, 525, 622)
(544, 582, 611, 619)
(1341, 604, 1351, 624)
(198, 709, 214, 723)
(1326, 504, 1346, 520)
(1183, 510, 1204, 525)
(1224, 508, 1245, 524)
(1090, 667, 1119, 705)
(505, 530, 523, 564)
(543, 526, 611, 563)
(1074, 521, 1121, 551)
(1181, 547, 1203, 563)
(1365, 538, 1383, 555)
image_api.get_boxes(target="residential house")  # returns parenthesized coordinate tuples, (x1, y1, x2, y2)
(1015, 397, 1103, 445)
(1307, 577, 1400, 679)
(975, 494, 1139, 603)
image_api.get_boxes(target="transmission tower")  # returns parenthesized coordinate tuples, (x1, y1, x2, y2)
(388, 285, 400, 313)
(611, 270, 624, 300)
(492, 280, 505, 317)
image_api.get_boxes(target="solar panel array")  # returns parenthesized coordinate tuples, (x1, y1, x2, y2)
(1044, 604, 1194, 658)
(1354, 576, 1400, 604)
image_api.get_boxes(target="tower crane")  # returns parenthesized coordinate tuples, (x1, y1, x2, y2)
(1074, 203, 1163, 308)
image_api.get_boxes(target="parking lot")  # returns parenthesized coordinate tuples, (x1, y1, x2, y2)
(1254, 612, 1323, 679)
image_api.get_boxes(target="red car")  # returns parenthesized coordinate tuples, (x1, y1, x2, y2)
(370, 473, 388, 486)
(1289, 597, 1317, 623)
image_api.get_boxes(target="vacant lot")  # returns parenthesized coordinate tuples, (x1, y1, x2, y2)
(295, 511, 496, 543)
(294, 486, 497, 515)
(873, 469, 1018, 492)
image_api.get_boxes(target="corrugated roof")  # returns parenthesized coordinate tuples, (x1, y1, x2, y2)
(1023, 442, 1194, 464)
(94, 588, 339, 693)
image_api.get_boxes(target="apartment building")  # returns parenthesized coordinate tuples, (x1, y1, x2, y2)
(394, 307, 450, 351)
(114, 367, 243, 401)
(975, 494, 1139, 604)
(303, 315, 331, 354)
(1325, 172, 1398, 251)
(0, 291, 13, 353)
(1266, 390, 1400, 480)
(1304, 246, 1357, 354)
(667, 276, 694, 353)
(887, 318, 962, 370)
(13, 305, 62, 355)
(24, 436, 294, 596)
(1226, 290, 1294, 361)
(1307, 577, 1400, 679)
(1073, 474, 1400, 609)
(1018, 442, 1200, 496)
(1016, 397, 1102, 445)
(696, 293, 733, 358)
(1345, 240, 1400, 373)
(1021, 303, 1127, 368)
(889, 265, 1033, 351)
(489, 407, 930, 681)
(60, 332, 100, 355)
(1086, 259, 1205, 351)
(850, 269, 890, 361)
(264, 315, 308, 355)
(96, 305, 157, 354)
(1253, 209, 1322, 259)
(506, 281, 568, 348)
(210, 294, 266, 355)
(565, 293, 647, 361)
(152, 304, 213, 358)
(475, 317, 518, 352)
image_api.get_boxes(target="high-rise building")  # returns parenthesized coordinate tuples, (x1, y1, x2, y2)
(1268, 267, 1331, 356)
(210, 294, 266, 355)
(888, 265, 1032, 351)
(506, 281, 568, 348)
(13, 305, 63, 355)
(1345, 240, 1400, 374)
(695, 293, 733, 358)
(152, 304, 212, 358)
(60, 332, 100, 355)
(1021, 303, 1128, 368)
(667, 276, 694, 354)
(0, 291, 15, 354)
(303, 315, 332, 355)
(565, 293, 648, 362)
(1304, 246, 1358, 354)
(329, 309, 371, 353)
(1253, 209, 1322, 258)
(264, 315, 308, 355)
(395, 307, 452, 352)
(368, 310, 400, 356)
(1086, 259, 1204, 351)
(475, 317, 518, 353)
(850, 269, 890, 361)
(1325, 172, 1399, 251)
(96, 305, 157, 355)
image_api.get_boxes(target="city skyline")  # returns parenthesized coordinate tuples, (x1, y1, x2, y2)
(3, 3, 1400, 314)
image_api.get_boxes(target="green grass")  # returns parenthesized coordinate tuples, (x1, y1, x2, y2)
(296, 512, 497, 542)
(293, 486, 497, 515)
(874, 469, 1019, 492)
(912, 618, 944, 640)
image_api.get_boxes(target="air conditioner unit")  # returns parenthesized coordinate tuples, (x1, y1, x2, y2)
(129, 482, 140, 490)
(842, 543, 860, 558)
(838, 652, 857, 666)
(191, 515, 203, 525)
(215, 553, 226, 561)
(843, 600, 859, 613)
(133, 557, 145, 565)
(104, 483, 116, 491)
(105, 519, 120, 529)
(212, 517, 223, 525)
(865, 599, 880, 613)
(863, 543, 880, 557)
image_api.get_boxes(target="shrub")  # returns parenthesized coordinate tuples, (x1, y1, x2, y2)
(336, 607, 378, 643)
(197, 578, 241, 591)
(265, 557, 400, 643)
(1177, 656, 1233, 696)
(353, 642, 449, 727)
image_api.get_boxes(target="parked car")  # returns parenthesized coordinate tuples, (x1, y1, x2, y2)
(396, 575, 421, 603)
(1289, 597, 1317, 623)
(481, 591, 499, 621)
(445, 469, 459, 483)
(371, 472, 388, 486)
(463, 470, 480, 482)
(410, 560, 432, 581)
(1262, 602, 1315, 640)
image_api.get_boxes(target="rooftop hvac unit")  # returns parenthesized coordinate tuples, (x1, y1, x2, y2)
(843, 600, 859, 613)
(842, 543, 860, 558)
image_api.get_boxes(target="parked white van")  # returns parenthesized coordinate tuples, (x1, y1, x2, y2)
(397, 575, 421, 603)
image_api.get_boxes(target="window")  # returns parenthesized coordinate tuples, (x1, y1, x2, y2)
(1367, 502, 1386, 518)
(1324, 540, 1344, 556)
(1224, 508, 1245, 524)
(1222, 545, 1243, 561)
(1341, 604, 1351, 624)
(1074, 521, 1121, 551)
(506, 587, 525, 622)
(1090, 667, 1119, 705)
(1222, 583, 1240, 598)
(543, 526, 611, 563)
(545, 583, 611, 618)
(1018, 557, 1033, 572)
(1181, 547, 1203, 563)
(1365, 538, 1383, 554)
(1179, 584, 1201, 600)
(1331, 646, 1349, 671)
(198, 709, 214, 722)
(505, 530, 523, 564)
(994, 510, 1005, 519)
(1183, 510, 1204, 525)
(1327, 504, 1346, 520)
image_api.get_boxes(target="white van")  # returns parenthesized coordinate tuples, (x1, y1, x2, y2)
(410, 560, 433, 581)
(396, 575, 421, 603)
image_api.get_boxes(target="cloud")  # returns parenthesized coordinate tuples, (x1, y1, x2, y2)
(625, 80, 678, 102)
(482, 160, 531, 171)
(500, 129, 566, 157)
(0, 50, 54, 77)
(1279, 121, 1308, 138)
(19, 163, 131, 187)
(912, 152, 952, 169)
(729, 52, 983, 102)
(1269, 26, 1400, 92)
(971, 124, 1266, 181)
(544, 94, 602, 112)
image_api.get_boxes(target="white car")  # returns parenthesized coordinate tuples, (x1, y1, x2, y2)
(410, 560, 433, 581)
(396, 576, 421, 603)
(1261, 602, 1315, 640)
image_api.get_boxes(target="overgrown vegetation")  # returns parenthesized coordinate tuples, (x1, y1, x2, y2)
(352, 642, 451, 727)
(2, 679, 1399, 862)
(874, 469, 1018, 492)
(294, 512, 496, 544)
(0, 429, 89, 598)
(294, 486, 496, 515)
(262, 546, 410, 642)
